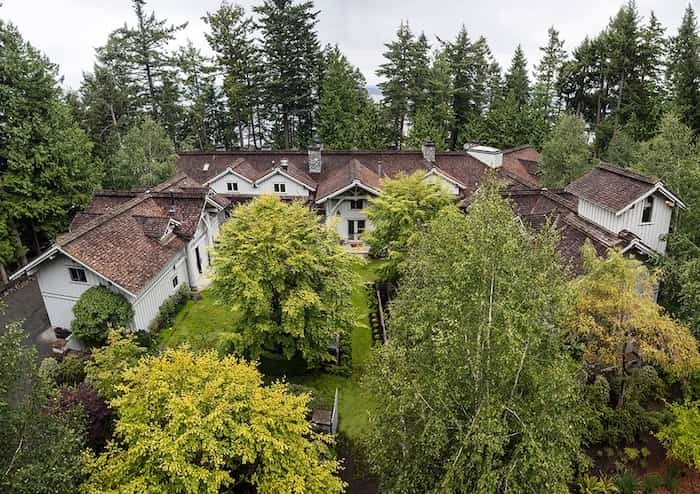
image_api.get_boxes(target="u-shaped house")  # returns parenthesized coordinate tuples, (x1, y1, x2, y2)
(11, 142, 685, 334)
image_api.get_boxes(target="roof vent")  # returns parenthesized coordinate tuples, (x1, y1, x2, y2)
(279, 158, 289, 169)
(203, 163, 210, 171)
(308, 139, 322, 174)
(422, 140, 436, 163)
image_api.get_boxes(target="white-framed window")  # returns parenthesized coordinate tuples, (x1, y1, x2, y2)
(227, 182, 238, 192)
(68, 267, 87, 283)
(172, 276, 179, 288)
(274, 183, 286, 193)
(349, 199, 364, 210)
(347, 219, 366, 241)
(641, 196, 654, 224)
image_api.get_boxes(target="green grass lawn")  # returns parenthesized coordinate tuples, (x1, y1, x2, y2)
(160, 258, 384, 441)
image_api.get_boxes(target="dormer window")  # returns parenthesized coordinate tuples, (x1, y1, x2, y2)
(641, 196, 654, 223)
(227, 182, 238, 192)
(274, 183, 286, 193)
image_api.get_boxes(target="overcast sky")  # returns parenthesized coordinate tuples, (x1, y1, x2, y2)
(1, 0, 695, 91)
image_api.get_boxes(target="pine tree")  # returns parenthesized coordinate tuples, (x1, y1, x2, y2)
(377, 21, 431, 149)
(255, 0, 322, 149)
(317, 46, 377, 149)
(203, 2, 262, 149)
(668, 5, 700, 132)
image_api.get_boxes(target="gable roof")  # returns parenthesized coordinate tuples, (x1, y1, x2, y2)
(565, 163, 686, 213)
(16, 186, 214, 296)
(177, 150, 495, 203)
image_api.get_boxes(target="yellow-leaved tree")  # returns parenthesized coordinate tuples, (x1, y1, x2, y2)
(572, 244, 700, 384)
(82, 347, 344, 494)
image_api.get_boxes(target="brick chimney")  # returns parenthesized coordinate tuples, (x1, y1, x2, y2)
(308, 139, 322, 174)
(422, 140, 436, 163)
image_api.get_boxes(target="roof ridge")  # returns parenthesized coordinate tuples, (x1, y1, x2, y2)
(596, 162, 657, 184)
(502, 144, 534, 154)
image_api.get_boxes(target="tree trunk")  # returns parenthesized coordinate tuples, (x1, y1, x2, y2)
(109, 104, 122, 147)
(0, 263, 8, 285)
(282, 110, 290, 149)
(29, 221, 41, 257)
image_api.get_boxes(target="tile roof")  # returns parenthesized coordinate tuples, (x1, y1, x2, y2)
(565, 163, 657, 212)
(176, 150, 496, 202)
(57, 189, 211, 295)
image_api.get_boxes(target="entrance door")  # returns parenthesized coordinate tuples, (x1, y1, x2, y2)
(347, 220, 365, 241)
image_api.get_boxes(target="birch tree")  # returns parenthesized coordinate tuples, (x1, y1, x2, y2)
(364, 181, 582, 493)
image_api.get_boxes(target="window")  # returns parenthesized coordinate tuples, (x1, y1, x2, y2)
(274, 183, 286, 193)
(347, 219, 366, 241)
(641, 196, 654, 223)
(349, 199, 364, 210)
(172, 276, 179, 288)
(69, 267, 87, 283)
(227, 182, 238, 192)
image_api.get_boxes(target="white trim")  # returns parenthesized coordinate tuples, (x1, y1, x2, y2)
(204, 167, 254, 186)
(423, 168, 464, 188)
(254, 168, 316, 192)
(10, 246, 137, 298)
(616, 182, 687, 216)
(316, 180, 380, 204)
(621, 239, 658, 257)
(205, 195, 225, 212)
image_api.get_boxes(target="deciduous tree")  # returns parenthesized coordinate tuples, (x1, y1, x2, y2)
(210, 195, 355, 367)
(82, 348, 344, 494)
(365, 183, 583, 493)
(539, 113, 592, 187)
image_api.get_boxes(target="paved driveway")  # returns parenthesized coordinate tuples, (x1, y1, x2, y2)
(0, 278, 53, 357)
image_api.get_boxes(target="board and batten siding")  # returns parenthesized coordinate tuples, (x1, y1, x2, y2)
(324, 194, 375, 241)
(577, 192, 673, 254)
(36, 253, 133, 329)
(131, 253, 188, 330)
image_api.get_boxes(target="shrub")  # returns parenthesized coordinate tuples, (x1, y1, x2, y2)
(56, 355, 86, 386)
(657, 400, 700, 470)
(147, 285, 191, 333)
(71, 286, 133, 348)
(578, 474, 620, 494)
(59, 383, 114, 452)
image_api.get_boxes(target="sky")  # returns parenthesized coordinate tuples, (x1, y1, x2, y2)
(0, 0, 695, 91)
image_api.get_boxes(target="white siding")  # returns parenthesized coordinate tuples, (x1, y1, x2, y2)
(423, 173, 460, 195)
(208, 171, 256, 195)
(208, 169, 310, 197)
(131, 254, 188, 330)
(256, 171, 310, 196)
(36, 254, 132, 329)
(577, 192, 673, 254)
(324, 193, 375, 241)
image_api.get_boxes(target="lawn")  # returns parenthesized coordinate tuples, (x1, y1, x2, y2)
(159, 258, 384, 441)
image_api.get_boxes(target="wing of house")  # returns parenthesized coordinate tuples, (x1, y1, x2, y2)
(11, 175, 227, 331)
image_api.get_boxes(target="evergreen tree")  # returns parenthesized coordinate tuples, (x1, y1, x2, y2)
(377, 21, 431, 149)
(531, 27, 567, 145)
(504, 44, 530, 110)
(405, 52, 453, 150)
(203, 1, 262, 149)
(317, 45, 377, 149)
(255, 0, 322, 149)
(440, 28, 495, 149)
(0, 20, 100, 263)
(668, 5, 700, 132)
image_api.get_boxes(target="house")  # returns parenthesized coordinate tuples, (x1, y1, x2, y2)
(564, 164, 686, 255)
(11, 141, 685, 336)
(10, 175, 228, 331)
(176, 142, 542, 245)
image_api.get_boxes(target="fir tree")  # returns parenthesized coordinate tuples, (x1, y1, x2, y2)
(531, 27, 567, 145)
(255, 0, 322, 149)
(377, 21, 431, 149)
(504, 44, 530, 110)
(668, 4, 700, 131)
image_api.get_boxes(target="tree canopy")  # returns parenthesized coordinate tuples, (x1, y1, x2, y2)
(210, 195, 356, 366)
(539, 113, 592, 187)
(82, 347, 344, 494)
(365, 182, 583, 493)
